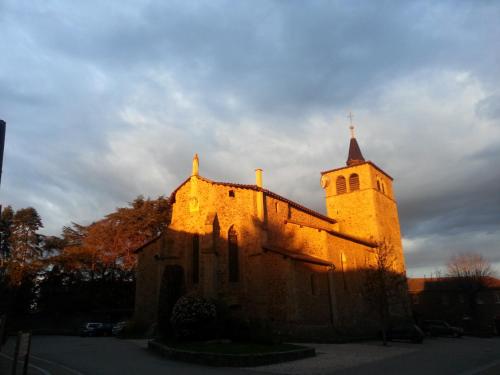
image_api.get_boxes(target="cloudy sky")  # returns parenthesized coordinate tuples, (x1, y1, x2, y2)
(1, 1, 499, 276)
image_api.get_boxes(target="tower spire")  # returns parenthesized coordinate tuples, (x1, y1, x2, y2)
(346, 123, 365, 167)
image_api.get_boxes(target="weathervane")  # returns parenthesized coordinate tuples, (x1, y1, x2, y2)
(348, 111, 354, 125)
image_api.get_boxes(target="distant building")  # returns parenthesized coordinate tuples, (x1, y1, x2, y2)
(134, 129, 408, 339)
(408, 277, 500, 335)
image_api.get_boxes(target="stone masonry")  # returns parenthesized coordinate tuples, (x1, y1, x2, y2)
(134, 131, 408, 339)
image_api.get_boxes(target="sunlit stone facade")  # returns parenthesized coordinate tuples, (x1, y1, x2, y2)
(134, 134, 408, 339)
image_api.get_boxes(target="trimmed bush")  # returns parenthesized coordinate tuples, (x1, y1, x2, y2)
(170, 296, 217, 341)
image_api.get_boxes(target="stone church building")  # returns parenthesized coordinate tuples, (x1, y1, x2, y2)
(134, 129, 408, 339)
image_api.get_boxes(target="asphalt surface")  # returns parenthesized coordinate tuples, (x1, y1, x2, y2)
(0, 335, 498, 374)
(328, 337, 500, 375)
(252, 336, 500, 375)
(0, 336, 255, 375)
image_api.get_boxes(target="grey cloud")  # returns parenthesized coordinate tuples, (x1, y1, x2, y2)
(405, 229, 500, 271)
(398, 167, 500, 238)
(6, 1, 494, 119)
(1, 1, 499, 275)
(476, 93, 500, 120)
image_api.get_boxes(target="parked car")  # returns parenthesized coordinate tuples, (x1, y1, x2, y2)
(112, 321, 128, 336)
(386, 324, 425, 343)
(80, 322, 113, 337)
(422, 320, 463, 337)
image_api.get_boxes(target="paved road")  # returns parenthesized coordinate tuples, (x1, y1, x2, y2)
(0, 336, 258, 375)
(0, 335, 499, 374)
(331, 338, 500, 375)
(253, 337, 500, 375)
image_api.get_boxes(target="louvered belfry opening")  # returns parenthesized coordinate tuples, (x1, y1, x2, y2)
(228, 226, 239, 282)
(336, 176, 347, 194)
(349, 173, 360, 191)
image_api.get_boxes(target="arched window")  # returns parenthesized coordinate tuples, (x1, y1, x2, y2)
(381, 183, 386, 194)
(310, 274, 319, 296)
(228, 226, 239, 282)
(341, 252, 348, 269)
(349, 173, 360, 191)
(336, 176, 347, 194)
(377, 180, 381, 191)
(192, 234, 199, 283)
(340, 252, 348, 290)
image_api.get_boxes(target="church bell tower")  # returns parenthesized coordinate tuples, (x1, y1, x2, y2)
(320, 126, 404, 267)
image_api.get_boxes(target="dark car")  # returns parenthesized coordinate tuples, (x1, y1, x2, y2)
(422, 320, 463, 337)
(112, 321, 128, 336)
(386, 324, 425, 343)
(80, 322, 113, 337)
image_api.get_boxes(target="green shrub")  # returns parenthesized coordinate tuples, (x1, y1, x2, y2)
(170, 296, 217, 341)
(222, 316, 283, 344)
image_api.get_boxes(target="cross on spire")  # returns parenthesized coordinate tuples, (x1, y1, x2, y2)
(348, 112, 355, 138)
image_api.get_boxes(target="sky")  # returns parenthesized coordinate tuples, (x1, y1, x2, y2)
(1, 1, 499, 277)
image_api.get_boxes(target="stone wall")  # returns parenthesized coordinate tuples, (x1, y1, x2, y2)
(322, 162, 405, 271)
(134, 238, 162, 329)
(134, 171, 405, 338)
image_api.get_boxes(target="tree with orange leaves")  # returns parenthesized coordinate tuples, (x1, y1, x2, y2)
(59, 195, 170, 279)
(36, 195, 171, 316)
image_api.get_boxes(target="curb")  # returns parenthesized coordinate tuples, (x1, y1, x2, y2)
(148, 340, 316, 367)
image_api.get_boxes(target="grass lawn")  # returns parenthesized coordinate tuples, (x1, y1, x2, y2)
(166, 341, 307, 355)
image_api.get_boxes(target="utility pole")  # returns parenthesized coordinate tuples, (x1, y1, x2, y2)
(0, 119, 5, 187)
(0, 120, 5, 265)
(0, 120, 5, 350)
